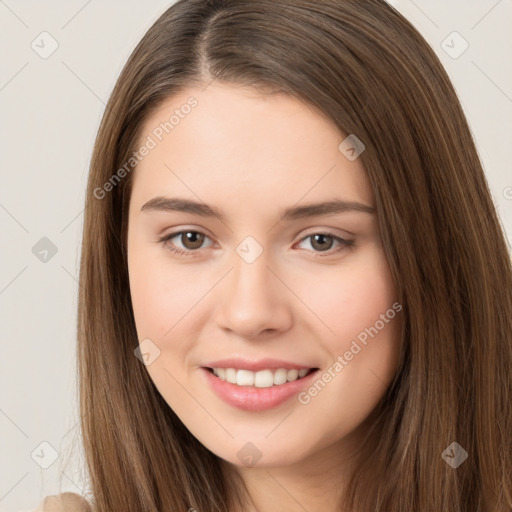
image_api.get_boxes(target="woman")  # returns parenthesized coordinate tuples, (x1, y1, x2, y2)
(36, 0, 512, 510)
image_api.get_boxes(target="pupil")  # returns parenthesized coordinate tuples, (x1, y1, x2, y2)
(313, 234, 333, 251)
(184, 231, 203, 249)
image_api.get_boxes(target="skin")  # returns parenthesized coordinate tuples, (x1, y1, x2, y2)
(126, 81, 402, 512)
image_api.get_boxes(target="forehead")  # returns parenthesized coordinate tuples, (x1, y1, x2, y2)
(131, 82, 373, 210)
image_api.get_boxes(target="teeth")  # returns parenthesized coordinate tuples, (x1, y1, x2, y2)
(211, 367, 313, 387)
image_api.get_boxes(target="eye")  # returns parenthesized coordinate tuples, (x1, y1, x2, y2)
(158, 230, 354, 258)
(295, 232, 354, 257)
(158, 230, 214, 256)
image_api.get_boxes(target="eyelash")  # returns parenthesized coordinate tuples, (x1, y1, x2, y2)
(157, 230, 354, 258)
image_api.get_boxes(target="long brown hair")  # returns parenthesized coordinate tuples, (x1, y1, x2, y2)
(76, 0, 512, 510)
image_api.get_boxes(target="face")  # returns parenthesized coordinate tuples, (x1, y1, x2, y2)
(126, 81, 402, 469)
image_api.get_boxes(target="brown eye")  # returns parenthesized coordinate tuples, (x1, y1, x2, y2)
(179, 231, 205, 250)
(159, 230, 213, 256)
(309, 234, 335, 252)
(296, 232, 354, 257)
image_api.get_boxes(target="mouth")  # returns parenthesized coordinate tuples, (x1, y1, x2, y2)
(204, 366, 319, 388)
(201, 366, 321, 411)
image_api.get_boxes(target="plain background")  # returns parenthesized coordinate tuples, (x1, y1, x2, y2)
(0, 1, 511, 510)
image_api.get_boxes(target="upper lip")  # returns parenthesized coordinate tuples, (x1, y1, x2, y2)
(202, 358, 318, 372)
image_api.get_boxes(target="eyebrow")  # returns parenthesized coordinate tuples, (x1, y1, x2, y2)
(140, 196, 375, 222)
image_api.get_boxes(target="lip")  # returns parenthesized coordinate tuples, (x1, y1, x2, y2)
(200, 366, 320, 411)
(202, 357, 316, 372)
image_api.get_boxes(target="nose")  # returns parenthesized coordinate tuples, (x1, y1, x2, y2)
(214, 250, 293, 339)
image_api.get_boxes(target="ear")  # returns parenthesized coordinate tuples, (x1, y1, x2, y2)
(34, 492, 91, 512)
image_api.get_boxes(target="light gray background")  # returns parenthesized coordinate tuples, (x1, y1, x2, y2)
(0, 1, 511, 510)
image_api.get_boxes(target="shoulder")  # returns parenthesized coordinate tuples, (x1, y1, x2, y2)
(34, 492, 91, 512)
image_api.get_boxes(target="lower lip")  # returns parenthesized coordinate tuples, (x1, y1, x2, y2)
(200, 367, 319, 411)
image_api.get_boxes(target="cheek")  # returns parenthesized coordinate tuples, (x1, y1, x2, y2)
(297, 247, 402, 402)
(128, 249, 204, 395)
(294, 252, 401, 438)
(299, 247, 398, 345)
(128, 241, 204, 340)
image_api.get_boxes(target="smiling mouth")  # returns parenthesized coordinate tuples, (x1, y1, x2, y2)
(204, 367, 319, 388)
